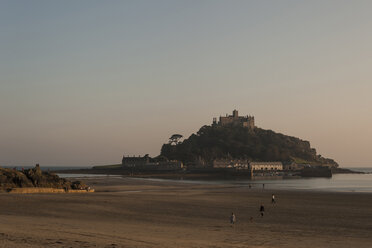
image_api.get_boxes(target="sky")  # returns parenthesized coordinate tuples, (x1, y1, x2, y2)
(0, 0, 371, 167)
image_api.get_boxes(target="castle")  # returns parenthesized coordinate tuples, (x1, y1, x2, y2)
(213, 110, 255, 129)
(122, 154, 150, 167)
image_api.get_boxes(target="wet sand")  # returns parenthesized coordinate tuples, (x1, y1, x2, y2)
(0, 176, 371, 248)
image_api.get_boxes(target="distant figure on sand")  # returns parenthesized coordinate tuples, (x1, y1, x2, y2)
(260, 204, 265, 217)
(230, 212, 236, 225)
(262, 183, 265, 189)
(272, 194, 276, 204)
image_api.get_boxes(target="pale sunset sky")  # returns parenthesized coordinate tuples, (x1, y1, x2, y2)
(0, 0, 371, 167)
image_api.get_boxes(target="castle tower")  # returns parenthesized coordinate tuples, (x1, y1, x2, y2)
(213, 110, 255, 129)
(233, 109, 238, 118)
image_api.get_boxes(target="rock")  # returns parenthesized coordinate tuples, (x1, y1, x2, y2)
(0, 167, 34, 188)
(71, 181, 88, 190)
(0, 165, 89, 191)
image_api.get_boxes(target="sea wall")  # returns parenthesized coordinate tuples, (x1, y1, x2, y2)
(301, 167, 332, 178)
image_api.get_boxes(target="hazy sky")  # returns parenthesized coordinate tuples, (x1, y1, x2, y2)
(1, 0, 371, 167)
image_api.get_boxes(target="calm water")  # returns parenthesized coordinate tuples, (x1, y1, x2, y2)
(2, 166, 90, 171)
(245, 173, 372, 192)
(120, 167, 372, 193)
(132, 172, 372, 193)
(5, 166, 372, 193)
(57, 168, 372, 193)
(57, 173, 115, 178)
(57, 167, 372, 193)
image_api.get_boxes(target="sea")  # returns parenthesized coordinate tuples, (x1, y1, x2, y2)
(127, 167, 372, 193)
(3, 166, 372, 193)
(242, 168, 372, 193)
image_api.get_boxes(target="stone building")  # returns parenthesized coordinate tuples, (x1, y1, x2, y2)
(213, 159, 283, 171)
(283, 162, 309, 171)
(213, 110, 255, 129)
(213, 159, 249, 169)
(158, 161, 184, 170)
(122, 154, 150, 167)
(250, 162, 283, 171)
(212, 160, 283, 171)
(122, 154, 183, 171)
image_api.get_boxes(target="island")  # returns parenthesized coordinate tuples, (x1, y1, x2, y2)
(58, 110, 352, 178)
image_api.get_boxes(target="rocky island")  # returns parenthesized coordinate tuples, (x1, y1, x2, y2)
(0, 164, 93, 193)
(161, 110, 338, 168)
(59, 110, 345, 178)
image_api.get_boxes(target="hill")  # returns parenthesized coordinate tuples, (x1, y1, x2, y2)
(160, 125, 338, 167)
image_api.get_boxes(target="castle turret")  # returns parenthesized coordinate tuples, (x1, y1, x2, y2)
(233, 109, 238, 118)
(214, 110, 255, 129)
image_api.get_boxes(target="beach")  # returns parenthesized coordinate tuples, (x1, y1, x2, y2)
(0, 176, 371, 248)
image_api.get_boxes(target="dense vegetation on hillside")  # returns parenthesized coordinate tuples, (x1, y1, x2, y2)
(160, 125, 338, 166)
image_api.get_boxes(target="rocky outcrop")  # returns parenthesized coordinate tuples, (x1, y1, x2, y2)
(0, 164, 90, 192)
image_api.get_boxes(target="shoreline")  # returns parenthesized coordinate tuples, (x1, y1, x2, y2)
(54, 166, 364, 177)
(54, 174, 372, 194)
(0, 176, 371, 247)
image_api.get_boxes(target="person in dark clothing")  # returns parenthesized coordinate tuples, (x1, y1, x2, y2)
(260, 204, 265, 217)
(230, 212, 236, 225)
(272, 194, 276, 204)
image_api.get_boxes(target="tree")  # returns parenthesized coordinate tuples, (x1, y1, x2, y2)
(168, 134, 183, 145)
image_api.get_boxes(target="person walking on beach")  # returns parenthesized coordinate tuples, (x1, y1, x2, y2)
(260, 204, 265, 217)
(230, 212, 236, 225)
(262, 183, 265, 189)
(272, 194, 276, 204)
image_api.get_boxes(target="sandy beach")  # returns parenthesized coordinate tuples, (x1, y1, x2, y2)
(0, 176, 371, 248)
